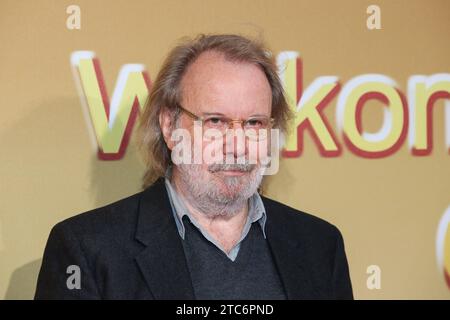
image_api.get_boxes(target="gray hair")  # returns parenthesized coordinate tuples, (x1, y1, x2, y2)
(137, 33, 292, 188)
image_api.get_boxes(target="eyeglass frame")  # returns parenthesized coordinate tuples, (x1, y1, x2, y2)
(174, 103, 275, 135)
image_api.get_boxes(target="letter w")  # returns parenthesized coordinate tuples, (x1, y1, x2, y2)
(71, 51, 151, 160)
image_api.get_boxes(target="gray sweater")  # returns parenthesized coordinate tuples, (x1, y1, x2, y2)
(181, 215, 286, 300)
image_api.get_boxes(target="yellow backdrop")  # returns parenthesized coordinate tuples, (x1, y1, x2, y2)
(1, 0, 449, 299)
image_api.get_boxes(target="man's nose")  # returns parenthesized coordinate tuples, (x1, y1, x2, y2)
(223, 126, 247, 159)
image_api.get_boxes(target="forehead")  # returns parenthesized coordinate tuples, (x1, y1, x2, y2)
(179, 51, 272, 116)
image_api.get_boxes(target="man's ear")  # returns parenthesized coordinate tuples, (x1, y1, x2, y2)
(159, 108, 176, 150)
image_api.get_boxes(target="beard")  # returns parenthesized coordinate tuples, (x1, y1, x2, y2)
(176, 162, 263, 218)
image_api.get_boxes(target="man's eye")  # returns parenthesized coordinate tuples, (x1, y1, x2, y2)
(246, 119, 263, 127)
(205, 117, 225, 127)
(207, 117, 222, 124)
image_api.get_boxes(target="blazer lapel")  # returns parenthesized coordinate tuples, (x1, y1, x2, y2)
(263, 197, 322, 299)
(134, 178, 195, 299)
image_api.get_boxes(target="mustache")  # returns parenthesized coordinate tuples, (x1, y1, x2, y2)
(208, 163, 256, 173)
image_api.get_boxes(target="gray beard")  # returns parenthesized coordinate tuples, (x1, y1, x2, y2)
(176, 163, 263, 218)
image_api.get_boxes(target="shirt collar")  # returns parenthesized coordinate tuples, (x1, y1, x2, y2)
(163, 167, 267, 240)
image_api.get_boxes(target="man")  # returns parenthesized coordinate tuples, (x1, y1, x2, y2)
(35, 34, 353, 299)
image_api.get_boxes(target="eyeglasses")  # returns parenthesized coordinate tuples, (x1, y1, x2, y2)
(175, 103, 274, 141)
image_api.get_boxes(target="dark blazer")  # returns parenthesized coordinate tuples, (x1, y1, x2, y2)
(35, 178, 353, 300)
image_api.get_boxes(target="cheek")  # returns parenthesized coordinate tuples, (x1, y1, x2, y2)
(247, 139, 270, 163)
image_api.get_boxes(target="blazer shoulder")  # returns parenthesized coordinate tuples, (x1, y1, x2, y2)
(261, 195, 341, 239)
(51, 191, 144, 240)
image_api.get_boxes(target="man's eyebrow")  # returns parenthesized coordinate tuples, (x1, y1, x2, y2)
(201, 112, 270, 118)
(248, 114, 270, 118)
(202, 112, 226, 116)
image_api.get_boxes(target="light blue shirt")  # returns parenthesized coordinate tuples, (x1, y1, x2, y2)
(164, 170, 267, 261)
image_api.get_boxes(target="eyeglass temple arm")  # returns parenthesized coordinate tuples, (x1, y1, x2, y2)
(176, 103, 200, 120)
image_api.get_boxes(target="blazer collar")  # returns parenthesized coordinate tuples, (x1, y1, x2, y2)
(262, 197, 323, 299)
(134, 178, 195, 299)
